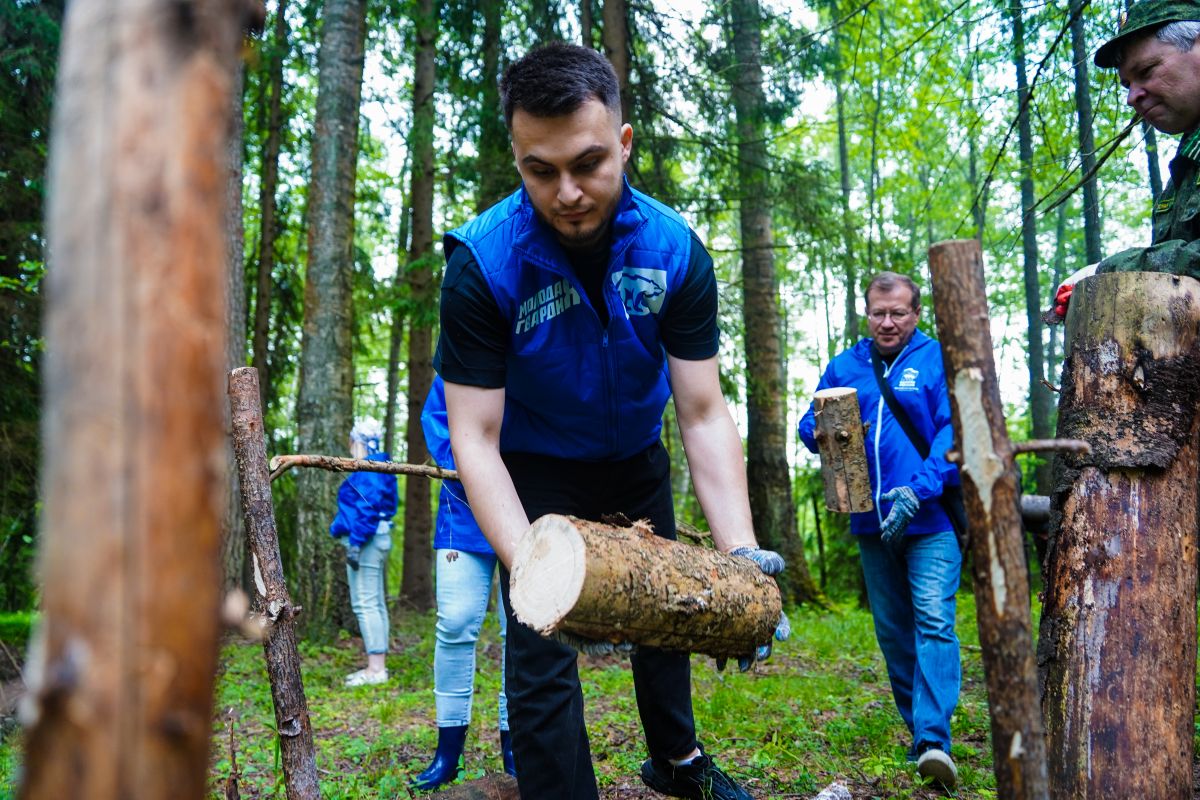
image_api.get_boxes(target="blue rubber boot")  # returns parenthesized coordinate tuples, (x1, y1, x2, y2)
(411, 725, 467, 791)
(500, 729, 517, 777)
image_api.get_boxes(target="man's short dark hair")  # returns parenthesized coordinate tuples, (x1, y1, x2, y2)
(500, 43, 622, 128)
(866, 272, 921, 310)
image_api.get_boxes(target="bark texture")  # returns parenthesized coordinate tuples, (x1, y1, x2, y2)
(20, 1, 247, 795)
(294, 0, 367, 638)
(1038, 272, 1200, 800)
(812, 388, 873, 513)
(510, 515, 781, 658)
(229, 368, 319, 800)
(601, 0, 630, 124)
(928, 240, 1049, 800)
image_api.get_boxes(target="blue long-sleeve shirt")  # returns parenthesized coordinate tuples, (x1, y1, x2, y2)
(329, 452, 398, 547)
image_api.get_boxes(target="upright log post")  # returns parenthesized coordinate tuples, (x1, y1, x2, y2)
(1038, 273, 1200, 799)
(229, 368, 320, 800)
(927, 239, 1049, 800)
(19, 2, 251, 798)
(812, 388, 874, 513)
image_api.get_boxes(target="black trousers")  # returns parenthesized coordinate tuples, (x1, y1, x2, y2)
(498, 442, 698, 800)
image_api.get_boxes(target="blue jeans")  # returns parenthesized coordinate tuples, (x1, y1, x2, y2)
(346, 533, 390, 655)
(434, 548, 508, 730)
(857, 530, 961, 753)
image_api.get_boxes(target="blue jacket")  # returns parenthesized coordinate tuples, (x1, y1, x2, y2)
(444, 179, 693, 461)
(421, 376, 493, 554)
(798, 330, 959, 537)
(329, 452, 398, 547)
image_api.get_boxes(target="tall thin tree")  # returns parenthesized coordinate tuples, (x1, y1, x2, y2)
(478, 0, 516, 212)
(294, 0, 369, 636)
(602, 0, 632, 124)
(1069, 0, 1103, 264)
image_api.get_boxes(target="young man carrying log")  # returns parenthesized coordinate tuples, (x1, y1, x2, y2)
(434, 43, 785, 800)
(798, 272, 962, 791)
(1050, 0, 1200, 318)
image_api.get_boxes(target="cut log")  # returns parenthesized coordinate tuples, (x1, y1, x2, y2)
(1039, 272, 1200, 800)
(509, 515, 781, 658)
(229, 368, 320, 800)
(812, 388, 874, 513)
(928, 239, 1049, 800)
(428, 774, 520, 799)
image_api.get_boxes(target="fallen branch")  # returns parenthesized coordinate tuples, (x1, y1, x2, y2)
(1010, 438, 1091, 456)
(268, 454, 458, 483)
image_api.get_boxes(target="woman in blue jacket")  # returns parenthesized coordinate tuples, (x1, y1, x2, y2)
(411, 377, 513, 790)
(329, 419, 398, 687)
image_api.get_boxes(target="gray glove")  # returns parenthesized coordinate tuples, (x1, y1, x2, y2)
(551, 629, 634, 657)
(880, 485, 919, 550)
(346, 543, 361, 571)
(729, 545, 786, 576)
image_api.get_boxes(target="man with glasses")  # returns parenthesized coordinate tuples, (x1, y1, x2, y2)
(798, 272, 962, 791)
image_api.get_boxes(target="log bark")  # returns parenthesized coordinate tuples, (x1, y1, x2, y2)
(1038, 272, 1200, 800)
(927, 239, 1049, 800)
(229, 367, 320, 800)
(812, 388, 873, 513)
(509, 515, 781, 658)
(19, 2, 249, 797)
(268, 453, 457, 483)
(429, 774, 520, 800)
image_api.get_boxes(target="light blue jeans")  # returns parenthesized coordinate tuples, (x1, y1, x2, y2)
(857, 529, 961, 754)
(346, 533, 390, 655)
(434, 548, 508, 730)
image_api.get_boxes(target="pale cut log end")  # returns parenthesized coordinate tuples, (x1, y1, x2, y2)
(814, 387, 857, 399)
(510, 514, 586, 635)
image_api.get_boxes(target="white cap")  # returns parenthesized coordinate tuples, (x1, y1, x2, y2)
(350, 418, 384, 451)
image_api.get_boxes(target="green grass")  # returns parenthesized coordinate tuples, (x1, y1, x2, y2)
(2, 597, 1003, 798)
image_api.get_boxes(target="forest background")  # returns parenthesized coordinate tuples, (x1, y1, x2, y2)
(0, 0, 1174, 795)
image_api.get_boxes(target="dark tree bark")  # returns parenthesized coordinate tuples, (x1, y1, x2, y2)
(601, 0, 631, 124)
(728, 0, 819, 605)
(927, 240, 1050, 800)
(580, 0, 595, 48)
(1009, 0, 1054, 495)
(400, 0, 438, 610)
(477, 0, 515, 212)
(829, 0, 858, 344)
(250, 0, 291, 410)
(1069, 0, 1103, 265)
(294, 0, 368, 637)
(229, 368, 319, 800)
(20, 0, 248, 795)
(1039, 273, 1200, 800)
(384, 155, 411, 457)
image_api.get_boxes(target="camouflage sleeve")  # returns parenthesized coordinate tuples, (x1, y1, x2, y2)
(1096, 239, 1200, 281)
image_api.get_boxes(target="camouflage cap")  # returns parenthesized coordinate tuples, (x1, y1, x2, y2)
(1094, 0, 1200, 68)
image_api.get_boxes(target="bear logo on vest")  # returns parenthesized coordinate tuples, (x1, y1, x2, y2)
(612, 267, 668, 316)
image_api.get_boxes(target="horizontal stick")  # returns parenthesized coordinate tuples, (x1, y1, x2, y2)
(1010, 438, 1091, 456)
(268, 454, 458, 483)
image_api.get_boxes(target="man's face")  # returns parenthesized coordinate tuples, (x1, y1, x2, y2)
(510, 97, 632, 249)
(866, 284, 920, 356)
(1119, 33, 1200, 135)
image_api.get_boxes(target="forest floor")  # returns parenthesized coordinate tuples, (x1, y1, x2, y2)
(4, 597, 1195, 799)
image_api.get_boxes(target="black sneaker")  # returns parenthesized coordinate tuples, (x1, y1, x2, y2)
(640, 753, 754, 800)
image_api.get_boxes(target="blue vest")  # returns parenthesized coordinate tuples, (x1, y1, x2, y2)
(445, 180, 693, 461)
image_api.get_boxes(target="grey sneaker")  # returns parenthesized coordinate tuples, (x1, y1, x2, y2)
(640, 753, 753, 800)
(343, 668, 388, 687)
(916, 748, 958, 790)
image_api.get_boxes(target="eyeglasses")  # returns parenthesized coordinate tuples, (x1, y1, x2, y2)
(868, 309, 914, 322)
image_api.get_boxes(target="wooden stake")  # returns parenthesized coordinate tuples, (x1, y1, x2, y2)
(20, 2, 251, 797)
(1039, 272, 1200, 799)
(927, 239, 1049, 800)
(812, 387, 874, 513)
(229, 368, 320, 800)
(268, 453, 456, 483)
(509, 515, 781, 658)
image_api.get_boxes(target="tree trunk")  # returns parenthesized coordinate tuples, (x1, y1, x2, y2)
(1009, 0, 1054, 496)
(1039, 272, 1200, 800)
(580, 0, 594, 48)
(384, 152, 411, 457)
(20, 0, 246, 794)
(729, 0, 819, 606)
(531, 0, 561, 43)
(812, 388, 873, 514)
(509, 515, 782, 658)
(829, 0, 858, 344)
(400, 0, 437, 610)
(1069, 0, 1102, 265)
(477, 0, 514, 213)
(1143, 122, 1164, 200)
(601, 0, 631, 124)
(927, 240, 1050, 800)
(250, 0, 291, 410)
(228, 368, 319, 800)
(294, 0, 368, 638)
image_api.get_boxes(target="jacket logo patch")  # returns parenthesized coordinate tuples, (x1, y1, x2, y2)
(514, 277, 582, 335)
(1155, 195, 1175, 214)
(897, 367, 919, 391)
(612, 267, 668, 316)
